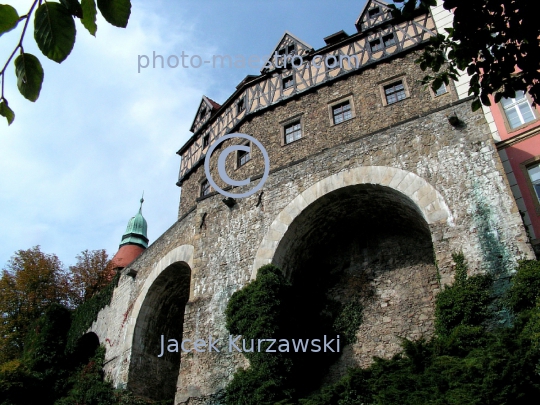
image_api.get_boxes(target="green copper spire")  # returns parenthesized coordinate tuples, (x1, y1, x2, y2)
(120, 195, 149, 248)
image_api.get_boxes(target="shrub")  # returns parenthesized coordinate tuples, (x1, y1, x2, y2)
(507, 260, 540, 313)
(435, 253, 493, 336)
(55, 346, 116, 405)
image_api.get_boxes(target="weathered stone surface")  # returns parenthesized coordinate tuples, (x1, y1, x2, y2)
(88, 48, 534, 405)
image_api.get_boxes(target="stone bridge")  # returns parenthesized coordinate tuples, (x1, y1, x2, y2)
(87, 3, 534, 403)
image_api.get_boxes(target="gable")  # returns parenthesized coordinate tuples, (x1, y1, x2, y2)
(355, 0, 394, 33)
(190, 96, 221, 133)
(261, 31, 313, 73)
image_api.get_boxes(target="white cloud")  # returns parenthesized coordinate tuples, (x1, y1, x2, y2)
(0, 0, 219, 266)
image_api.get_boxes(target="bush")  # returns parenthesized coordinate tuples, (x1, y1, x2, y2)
(55, 346, 116, 405)
(299, 258, 540, 405)
(225, 264, 291, 341)
(435, 253, 493, 336)
(507, 260, 540, 313)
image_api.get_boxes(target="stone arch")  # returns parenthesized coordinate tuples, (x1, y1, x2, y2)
(126, 245, 194, 401)
(250, 166, 451, 379)
(252, 166, 453, 278)
(72, 331, 100, 366)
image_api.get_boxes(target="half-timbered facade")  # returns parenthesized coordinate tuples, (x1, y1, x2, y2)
(177, 0, 437, 190)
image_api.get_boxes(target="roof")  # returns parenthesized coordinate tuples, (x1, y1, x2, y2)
(119, 198, 149, 249)
(355, 0, 392, 32)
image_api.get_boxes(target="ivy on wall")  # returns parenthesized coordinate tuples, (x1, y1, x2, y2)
(66, 273, 120, 352)
(224, 258, 540, 405)
(224, 264, 365, 405)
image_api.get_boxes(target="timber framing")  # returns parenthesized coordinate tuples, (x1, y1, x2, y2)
(176, 6, 437, 185)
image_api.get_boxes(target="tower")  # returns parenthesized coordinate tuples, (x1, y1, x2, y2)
(111, 197, 148, 270)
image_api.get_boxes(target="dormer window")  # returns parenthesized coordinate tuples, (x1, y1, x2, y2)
(278, 45, 295, 68)
(278, 44, 295, 56)
(383, 34, 395, 47)
(368, 7, 381, 17)
(370, 39, 383, 52)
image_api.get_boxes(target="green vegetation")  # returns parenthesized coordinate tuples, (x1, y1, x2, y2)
(0, 246, 166, 405)
(225, 258, 540, 405)
(225, 264, 364, 405)
(67, 272, 120, 352)
(391, 0, 540, 112)
(0, 0, 132, 125)
(0, 274, 170, 405)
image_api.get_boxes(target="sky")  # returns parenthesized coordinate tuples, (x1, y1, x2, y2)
(0, 0, 370, 268)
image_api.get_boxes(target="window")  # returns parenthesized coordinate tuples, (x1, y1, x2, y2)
(332, 101, 352, 124)
(501, 91, 536, 129)
(283, 75, 294, 90)
(202, 134, 209, 148)
(383, 34, 395, 47)
(278, 44, 295, 56)
(237, 98, 245, 114)
(368, 7, 381, 17)
(384, 81, 406, 104)
(278, 45, 295, 68)
(434, 83, 448, 96)
(370, 39, 383, 52)
(237, 145, 251, 168)
(199, 107, 207, 119)
(200, 179, 211, 197)
(284, 121, 302, 144)
(528, 163, 540, 204)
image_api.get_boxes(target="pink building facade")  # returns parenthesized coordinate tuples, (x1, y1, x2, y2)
(491, 92, 540, 257)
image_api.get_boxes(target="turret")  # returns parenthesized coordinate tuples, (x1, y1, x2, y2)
(111, 197, 148, 270)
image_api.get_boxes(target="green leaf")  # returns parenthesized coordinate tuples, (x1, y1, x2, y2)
(0, 4, 19, 35)
(97, 0, 131, 28)
(81, 0, 97, 35)
(60, 0, 83, 18)
(14, 53, 44, 102)
(471, 99, 482, 112)
(0, 100, 15, 125)
(34, 2, 76, 63)
(432, 77, 443, 92)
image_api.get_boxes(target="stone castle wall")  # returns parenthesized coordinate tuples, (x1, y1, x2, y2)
(89, 47, 534, 404)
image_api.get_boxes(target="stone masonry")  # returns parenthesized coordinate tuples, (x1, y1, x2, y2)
(88, 6, 535, 404)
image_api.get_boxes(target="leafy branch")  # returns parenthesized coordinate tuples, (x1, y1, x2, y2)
(390, 0, 540, 111)
(0, 0, 132, 126)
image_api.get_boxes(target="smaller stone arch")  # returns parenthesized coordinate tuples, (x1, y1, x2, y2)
(252, 166, 453, 278)
(124, 245, 195, 349)
(123, 244, 194, 400)
(72, 331, 100, 366)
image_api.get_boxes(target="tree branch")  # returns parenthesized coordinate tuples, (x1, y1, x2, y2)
(0, 0, 40, 100)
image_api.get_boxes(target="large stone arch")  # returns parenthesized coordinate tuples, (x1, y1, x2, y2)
(126, 244, 194, 401)
(252, 166, 453, 278)
(250, 166, 454, 377)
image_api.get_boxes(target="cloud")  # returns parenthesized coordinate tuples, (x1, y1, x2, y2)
(0, 0, 218, 267)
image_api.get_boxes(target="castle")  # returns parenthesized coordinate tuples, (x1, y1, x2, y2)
(89, 1, 535, 403)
